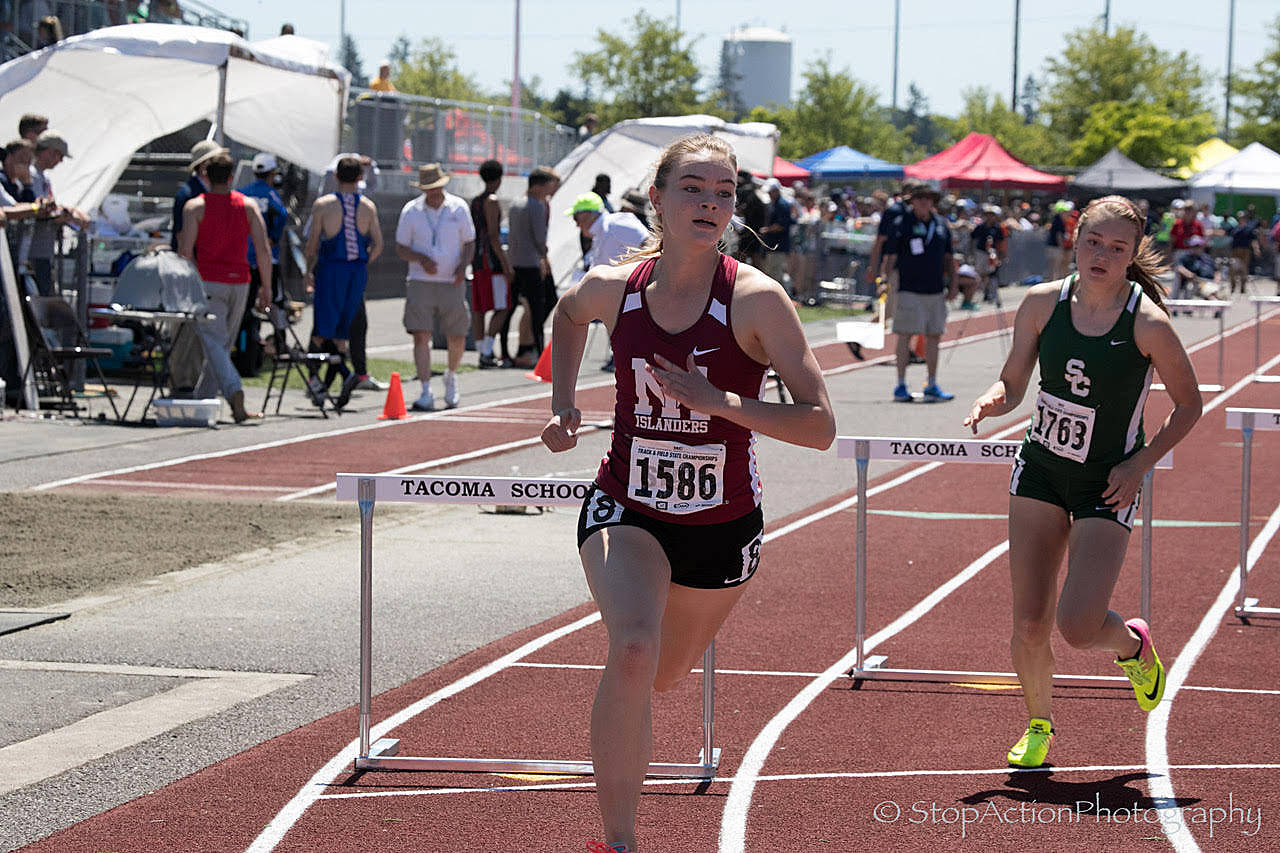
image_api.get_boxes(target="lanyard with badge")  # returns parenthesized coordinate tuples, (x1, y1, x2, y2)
(423, 202, 444, 251)
(909, 217, 936, 256)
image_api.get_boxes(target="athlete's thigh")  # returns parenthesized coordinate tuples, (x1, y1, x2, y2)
(1008, 495, 1071, 620)
(579, 525, 671, 637)
(656, 580, 751, 684)
(1059, 517, 1131, 623)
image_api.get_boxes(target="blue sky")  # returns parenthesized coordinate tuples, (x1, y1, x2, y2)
(217, 0, 1276, 120)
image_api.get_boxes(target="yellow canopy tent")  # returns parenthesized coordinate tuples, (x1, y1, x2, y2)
(1177, 138, 1238, 179)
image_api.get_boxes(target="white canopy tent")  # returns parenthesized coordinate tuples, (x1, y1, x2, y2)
(0, 24, 350, 214)
(547, 115, 778, 287)
(1188, 142, 1280, 205)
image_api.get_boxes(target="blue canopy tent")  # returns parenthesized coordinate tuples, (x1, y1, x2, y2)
(794, 145, 904, 182)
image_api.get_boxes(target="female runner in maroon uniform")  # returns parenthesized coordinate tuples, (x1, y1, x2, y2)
(542, 134, 835, 853)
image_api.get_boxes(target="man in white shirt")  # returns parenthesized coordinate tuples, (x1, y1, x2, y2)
(395, 163, 475, 411)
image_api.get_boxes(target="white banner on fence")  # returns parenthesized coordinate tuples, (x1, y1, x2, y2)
(335, 473, 593, 505)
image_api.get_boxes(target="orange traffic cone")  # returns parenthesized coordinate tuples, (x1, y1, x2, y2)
(378, 371, 409, 419)
(525, 340, 553, 383)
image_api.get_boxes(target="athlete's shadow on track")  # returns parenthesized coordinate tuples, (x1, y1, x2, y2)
(961, 771, 1200, 810)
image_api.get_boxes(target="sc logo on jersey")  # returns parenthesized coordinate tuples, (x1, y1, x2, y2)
(1065, 358, 1090, 397)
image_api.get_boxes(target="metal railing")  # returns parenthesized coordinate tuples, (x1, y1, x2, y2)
(343, 89, 579, 176)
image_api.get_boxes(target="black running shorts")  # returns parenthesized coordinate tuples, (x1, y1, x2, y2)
(1009, 450, 1141, 530)
(576, 485, 764, 589)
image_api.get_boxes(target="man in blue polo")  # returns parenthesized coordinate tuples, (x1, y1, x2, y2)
(882, 183, 957, 401)
(236, 152, 289, 374)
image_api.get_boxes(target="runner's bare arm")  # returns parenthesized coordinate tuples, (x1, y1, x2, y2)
(651, 269, 835, 450)
(303, 198, 324, 272)
(1102, 303, 1203, 506)
(484, 196, 512, 280)
(176, 197, 203, 261)
(362, 198, 383, 262)
(541, 266, 629, 452)
(964, 284, 1056, 433)
(246, 203, 273, 306)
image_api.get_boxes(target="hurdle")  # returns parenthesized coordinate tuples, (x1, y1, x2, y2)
(334, 473, 721, 779)
(837, 436, 1172, 687)
(1226, 408, 1280, 620)
(1156, 299, 1231, 393)
(1249, 296, 1280, 383)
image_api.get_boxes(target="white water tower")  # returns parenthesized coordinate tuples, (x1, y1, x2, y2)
(721, 26, 793, 112)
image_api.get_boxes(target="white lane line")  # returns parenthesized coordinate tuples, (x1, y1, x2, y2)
(311, 762, 1280, 801)
(1147, 498, 1280, 852)
(28, 381, 616, 492)
(0, 662, 310, 797)
(717, 353, 1280, 852)
(78, 480, 299, 493)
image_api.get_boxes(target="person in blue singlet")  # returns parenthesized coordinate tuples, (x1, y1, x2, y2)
(965, 196, 1202, 769)
(303, 156, 384, 409)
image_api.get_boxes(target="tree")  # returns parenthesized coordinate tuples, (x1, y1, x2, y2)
(1018, 74, 1040, 123)
(1231, 15, 1280, 151)
(1070, 101, 1214, 169)
(570, 12, 727, 125)
(339, 35, 368, 88)
(759, 57, 910, 162)
(937, 87, 1066, 166)
(1038, 25, 1214, 164)
(388, 33, 412, 66)
(892, 82, 946, 155)
(393, 37, 488, 103)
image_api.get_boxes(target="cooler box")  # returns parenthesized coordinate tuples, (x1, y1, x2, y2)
(88, 325, 134, 370)
(152, 398, 221, 428)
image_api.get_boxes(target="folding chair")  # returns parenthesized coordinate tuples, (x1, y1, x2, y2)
(260, 303, 341, 417)
(21, 295, 121, 419)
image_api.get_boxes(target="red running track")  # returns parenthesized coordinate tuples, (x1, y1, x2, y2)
(19, 309, 1280, 852)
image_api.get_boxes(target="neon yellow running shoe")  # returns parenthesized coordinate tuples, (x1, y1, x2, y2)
(1115, 617, 1165, 712)
(1007, 718, 1054, 768)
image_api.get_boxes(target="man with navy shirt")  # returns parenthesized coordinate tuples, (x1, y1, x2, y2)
(882, 183, 957, 402)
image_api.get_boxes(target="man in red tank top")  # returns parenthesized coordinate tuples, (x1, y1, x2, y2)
(178, 153, 273, 423)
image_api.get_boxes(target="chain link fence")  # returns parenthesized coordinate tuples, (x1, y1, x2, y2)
(343, 89, 579, 176)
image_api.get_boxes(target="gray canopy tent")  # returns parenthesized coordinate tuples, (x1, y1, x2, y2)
(1072, 148, 1185, 203)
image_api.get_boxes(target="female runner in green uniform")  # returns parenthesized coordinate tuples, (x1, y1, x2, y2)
(964, 195, 1202, 768)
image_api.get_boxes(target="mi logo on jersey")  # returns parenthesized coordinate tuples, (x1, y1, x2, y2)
(631, 357, 711, 433)
(1065, 358, 1091, 397)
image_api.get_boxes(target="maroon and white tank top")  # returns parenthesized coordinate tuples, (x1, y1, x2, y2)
(595, 253, 769, 524)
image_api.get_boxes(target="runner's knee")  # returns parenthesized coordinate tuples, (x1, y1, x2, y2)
(1011, 612, 1054, 647)
(606, 632, 661, 685)
(1055, 606, 1103, 649)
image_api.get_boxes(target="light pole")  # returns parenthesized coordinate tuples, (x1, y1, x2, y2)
(891, 0, 900, 112)
(1012, 0, 1021, 109)
(512, 0, 521, 113)
(1225, 0, 1236, 139)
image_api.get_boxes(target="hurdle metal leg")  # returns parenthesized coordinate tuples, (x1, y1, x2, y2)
(1234, 418, 1280, 619)
(351, 475, 721, 778)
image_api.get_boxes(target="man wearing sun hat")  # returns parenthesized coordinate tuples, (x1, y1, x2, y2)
(170, 139, 227, 250)
(395, 162, 475, 411)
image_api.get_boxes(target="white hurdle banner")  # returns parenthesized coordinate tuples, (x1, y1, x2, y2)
(1249, 296, 1280, 383)
(1226, 408, 1280, 620)
(1159, 299, 1231, 393)
(836, 437, 1173, 688)
(334, 473, 721, 779)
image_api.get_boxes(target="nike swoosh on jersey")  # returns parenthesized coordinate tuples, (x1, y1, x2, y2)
(692, 347, 720, 357)
(1110, 339, 1128, 346)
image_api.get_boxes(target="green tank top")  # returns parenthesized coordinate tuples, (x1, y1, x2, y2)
(1020, 275, 1154, 473)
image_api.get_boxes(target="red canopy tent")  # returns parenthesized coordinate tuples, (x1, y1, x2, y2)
(905, 132, 1065, 192)
(753, 155, 810, 186)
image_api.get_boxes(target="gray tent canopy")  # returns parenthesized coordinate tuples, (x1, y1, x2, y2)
(1073, 148, 1185, 198)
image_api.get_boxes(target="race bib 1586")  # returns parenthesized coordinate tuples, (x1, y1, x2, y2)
(627, 437, 726, 514)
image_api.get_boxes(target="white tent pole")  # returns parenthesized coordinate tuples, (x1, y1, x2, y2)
(214, 60, 228, 145)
